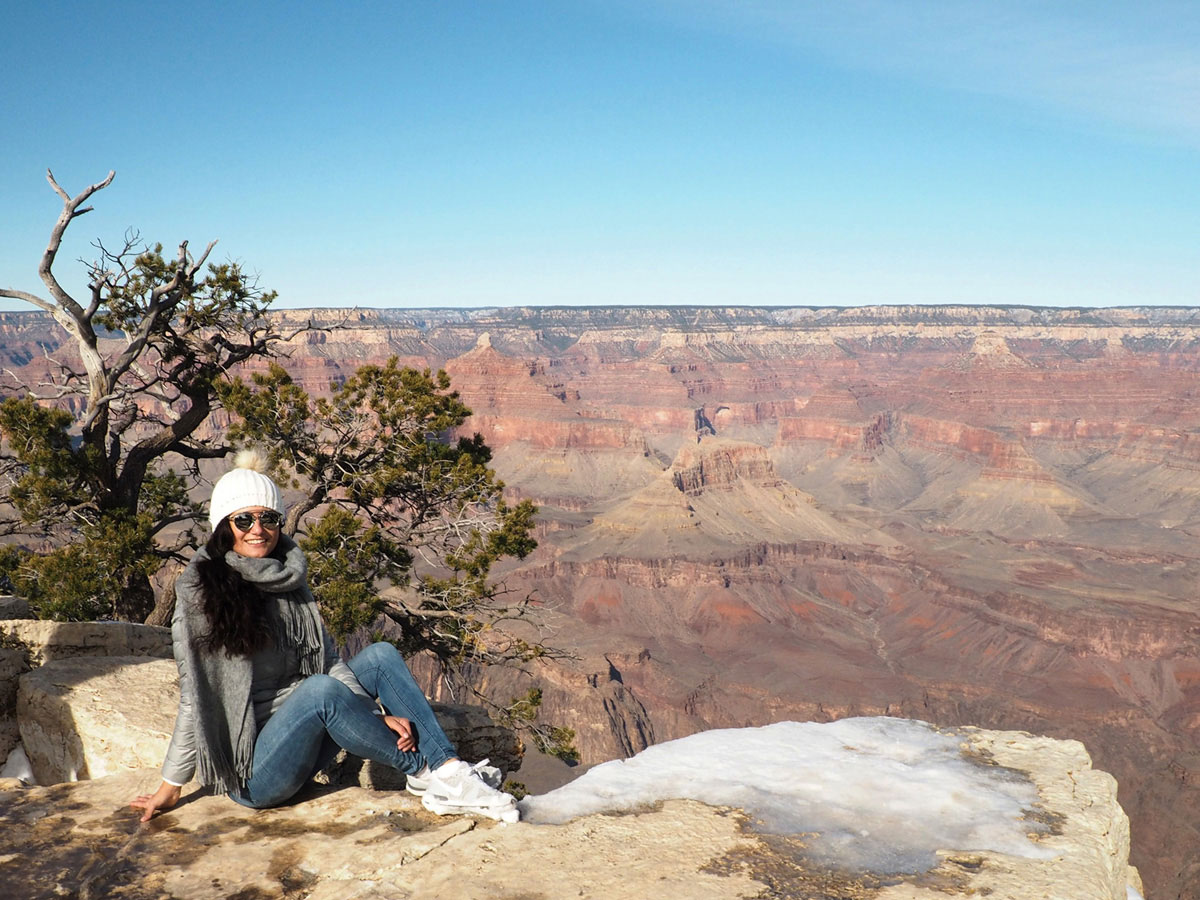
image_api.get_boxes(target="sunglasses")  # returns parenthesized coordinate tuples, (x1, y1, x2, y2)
(229, 510, 284, 531)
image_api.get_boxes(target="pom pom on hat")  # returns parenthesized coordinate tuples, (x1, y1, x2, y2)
(209, 449, 284, 528)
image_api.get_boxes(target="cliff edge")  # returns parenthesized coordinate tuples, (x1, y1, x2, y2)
(0, 718, 1140, 899)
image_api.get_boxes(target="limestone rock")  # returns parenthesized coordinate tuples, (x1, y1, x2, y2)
(0, 731, 1141, 900)
(0, 646, 25, 716)
(0, 595, 30, 620)
(0, 769, 766, 900)
(0, 622, 169, 773)
(17, 656, 177, 784)
(0, 619, 171, 666)
(0, 646, 28, 770)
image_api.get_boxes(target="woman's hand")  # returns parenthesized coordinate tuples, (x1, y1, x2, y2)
(383, 715, 417, 753)
(130, 781, 182, 822)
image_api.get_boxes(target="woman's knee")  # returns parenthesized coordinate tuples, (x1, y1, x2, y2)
(349, 642, 408, 683)
(354, 641, 401, 668)
(298, 673, 350, 706)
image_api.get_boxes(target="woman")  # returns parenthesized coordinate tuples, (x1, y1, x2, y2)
(131, 451, 518, 823)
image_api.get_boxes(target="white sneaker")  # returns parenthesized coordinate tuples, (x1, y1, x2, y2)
(419, 759, 520, 822)
(405, 758, 503, 796)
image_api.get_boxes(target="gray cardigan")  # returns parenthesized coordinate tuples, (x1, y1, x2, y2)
(162, 538, 371, 789)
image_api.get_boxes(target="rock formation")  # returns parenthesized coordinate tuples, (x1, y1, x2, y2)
(0, 617, 173, 784)
(0, 719, 1141, 900)
(0, 619, 172, 665)
(18, 656, 178, 783)
(4, 305, 1199, 896)
(0, 612, 1139, 896)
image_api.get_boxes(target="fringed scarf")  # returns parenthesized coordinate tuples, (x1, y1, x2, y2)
(176, 535, 324, 793)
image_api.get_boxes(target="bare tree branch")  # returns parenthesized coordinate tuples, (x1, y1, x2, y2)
(40, 169, 114, 320)
(0, 169, 290, 622)
(164, 441, 230, 461)
(0, 288, 56, 314)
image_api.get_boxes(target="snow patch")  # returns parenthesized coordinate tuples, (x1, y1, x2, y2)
(519, 717, 1054, 874)
(0, 744, 36, 784)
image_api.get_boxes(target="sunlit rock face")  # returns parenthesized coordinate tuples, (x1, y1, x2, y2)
(6, 304, 1200, 896)
(18, 657, 177, 784)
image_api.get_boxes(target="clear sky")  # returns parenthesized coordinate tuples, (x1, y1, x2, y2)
(2, 0, 1198, 310)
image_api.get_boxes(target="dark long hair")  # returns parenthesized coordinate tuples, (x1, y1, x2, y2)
(194, 519, 280, 657)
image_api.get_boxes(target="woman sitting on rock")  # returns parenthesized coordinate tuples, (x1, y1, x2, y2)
(131, 451, 518, 822)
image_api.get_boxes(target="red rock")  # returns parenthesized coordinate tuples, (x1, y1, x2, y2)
(8, 305, 1200, 897)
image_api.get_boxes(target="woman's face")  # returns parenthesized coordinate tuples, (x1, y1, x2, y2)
(228, 506, 282, 558)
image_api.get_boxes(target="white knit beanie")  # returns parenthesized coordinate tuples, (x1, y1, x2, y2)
(208, 449, 284, 528)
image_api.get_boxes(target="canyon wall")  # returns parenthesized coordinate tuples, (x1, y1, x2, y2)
(3, 305, 1199, 897)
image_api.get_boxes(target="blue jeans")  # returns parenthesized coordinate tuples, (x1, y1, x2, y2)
(231, 642, 458, 808)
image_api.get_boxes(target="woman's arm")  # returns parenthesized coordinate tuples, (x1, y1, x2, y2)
(160, 695, 197, 787)
(136, 572, 198, 813)
(161, 581, 199, 785)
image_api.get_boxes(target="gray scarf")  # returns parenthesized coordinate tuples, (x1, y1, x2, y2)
(176, 535, 324, 793)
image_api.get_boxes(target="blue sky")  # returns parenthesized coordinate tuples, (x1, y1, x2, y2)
(2, 0, 1198, 309)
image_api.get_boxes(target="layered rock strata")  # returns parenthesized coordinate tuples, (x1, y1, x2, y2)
(5, 305, 1200, 895)
(0, 620, 172, 666)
